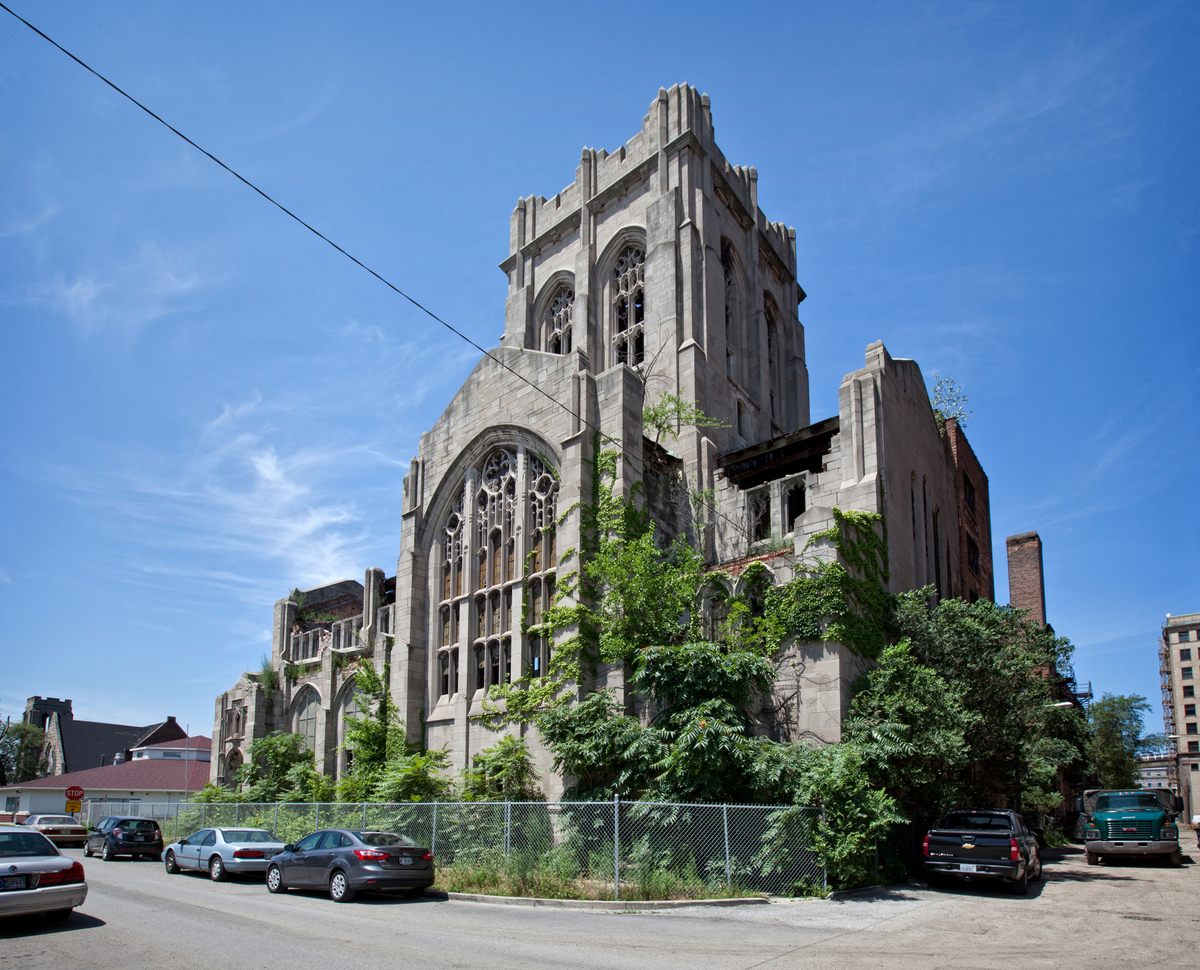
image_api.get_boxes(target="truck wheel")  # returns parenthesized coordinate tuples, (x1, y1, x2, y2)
(1086, 852, 1099, 866)
(1009, 870, 1029, 896)
(1167, 849, 1182, 868)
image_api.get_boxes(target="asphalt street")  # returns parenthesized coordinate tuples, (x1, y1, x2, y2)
(2, 845, 1197, 969)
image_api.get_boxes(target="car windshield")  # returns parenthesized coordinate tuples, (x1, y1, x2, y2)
(352, 831, 416, 847)
(1095, 793, 1160, 811)
(0, 831, 57, 857)
(222, 830, 277, 843)
(119, 819, 160, 832)
(938, 812, 1013, 830)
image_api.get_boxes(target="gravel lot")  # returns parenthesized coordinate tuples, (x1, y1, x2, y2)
(1, 845, 1196, 969)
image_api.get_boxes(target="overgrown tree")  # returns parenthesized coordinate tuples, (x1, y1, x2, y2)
(235, 731, 333, 803)
(842, 638, 976, 821)
(892, 592, 1083, 812)
(1087, 693, 1154, 789)
(0, 720, 46, 785)
(461, 735, 542, 801)
(335, 661, 454, 802)
(930, 375, 970, 427)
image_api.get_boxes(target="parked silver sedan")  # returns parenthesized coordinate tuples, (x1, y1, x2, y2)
(0, 829, 88, 921)
(163, 827, 286, 881)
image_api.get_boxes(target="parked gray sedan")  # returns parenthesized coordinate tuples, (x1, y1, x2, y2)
(0, 829, 87, 921)
(265, 829, 434, 902)
(163, 827, 286, 881)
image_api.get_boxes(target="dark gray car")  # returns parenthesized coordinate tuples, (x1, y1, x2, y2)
(265, 829, 433, 902)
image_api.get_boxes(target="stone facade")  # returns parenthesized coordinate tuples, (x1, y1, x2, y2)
(212, 86, 994, 795)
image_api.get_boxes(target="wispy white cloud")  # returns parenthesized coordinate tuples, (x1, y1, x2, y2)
(1108, 173, 1161, 214)
(243, 86, 337, 144)
(806, 34, 1136, 235)
(1, 204, 59, 237)
(1018, 382, 1193, 530)
(35, 241, 205, 331)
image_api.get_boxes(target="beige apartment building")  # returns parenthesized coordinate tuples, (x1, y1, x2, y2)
(1161, 612, 1200, 820)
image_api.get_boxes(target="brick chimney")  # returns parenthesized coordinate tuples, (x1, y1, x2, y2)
(1006, 531, 1046, 627)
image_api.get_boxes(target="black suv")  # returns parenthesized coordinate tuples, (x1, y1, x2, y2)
(85, 817, 164, 861)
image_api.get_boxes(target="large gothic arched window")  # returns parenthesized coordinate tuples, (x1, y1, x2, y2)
(543, 285, 574, 354)
(293, 688, 320, 753)
(435, 445, 559, 701)
(611, 243, 645, 367)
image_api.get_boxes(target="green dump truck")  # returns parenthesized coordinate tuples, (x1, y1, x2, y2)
(1078, 788, 1183, 867)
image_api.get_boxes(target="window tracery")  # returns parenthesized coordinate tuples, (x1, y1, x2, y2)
(611, 244, 645, 366)
(435, 445, 559, 700)
(544, 286, 574, 354)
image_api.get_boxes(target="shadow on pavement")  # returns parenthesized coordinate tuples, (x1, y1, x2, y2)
(0, 911, 106, 937)
(274, 888, 443, 905)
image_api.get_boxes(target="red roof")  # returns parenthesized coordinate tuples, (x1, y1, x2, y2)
(139, 736, 211, 751)
(0, 758, 210, 794)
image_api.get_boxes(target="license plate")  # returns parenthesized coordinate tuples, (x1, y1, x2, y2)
(958, 863, 977, 873)
(399, 857, 413, 866)
(135, 835, 146, 841)
(1, 876, 27, 890)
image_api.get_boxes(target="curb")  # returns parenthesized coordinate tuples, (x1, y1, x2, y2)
(827, 885, 881, 899)
(442, 891, 771, 911)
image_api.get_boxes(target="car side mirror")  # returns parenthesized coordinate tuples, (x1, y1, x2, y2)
(283, 843, 296, 853)
(1176, 796, 1185, 812)
(179, 837, 189, 845)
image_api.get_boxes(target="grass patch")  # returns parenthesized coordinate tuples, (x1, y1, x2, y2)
(433, 848, 762, 901)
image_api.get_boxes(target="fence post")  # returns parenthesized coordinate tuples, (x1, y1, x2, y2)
(613, 794, 621, 901)
(431, 800, 438, 855)
(202, 803, 207, 827)
(236, 802, 241, 824)
(820, 808, 827, 893)
(314, 803, 320, 829)
(504, 801, 512, 856)
(723, 803, 731, 886)
(274, 803, 279, 836)
(362, 802, 368, 829)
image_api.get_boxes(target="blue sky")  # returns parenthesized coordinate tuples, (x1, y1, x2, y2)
(1, 2, 1197, 741)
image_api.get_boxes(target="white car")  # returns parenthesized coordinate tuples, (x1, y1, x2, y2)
(163, 827, 287, 881)
(20, 814, 88, 848)
(0, 828, 88, 922)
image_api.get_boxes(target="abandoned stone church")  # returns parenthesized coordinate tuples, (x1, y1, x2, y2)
(212, 86, 994, 796)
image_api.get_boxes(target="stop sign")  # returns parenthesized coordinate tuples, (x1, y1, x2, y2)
(65, 786, 85, 801)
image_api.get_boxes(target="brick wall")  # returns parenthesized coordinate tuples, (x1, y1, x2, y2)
(944, 419, 995, 602)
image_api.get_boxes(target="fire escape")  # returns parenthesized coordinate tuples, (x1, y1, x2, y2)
(1159, 628, 1179, 794)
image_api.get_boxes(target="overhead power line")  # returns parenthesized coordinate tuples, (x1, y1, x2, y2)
(0, 2, 762, 548)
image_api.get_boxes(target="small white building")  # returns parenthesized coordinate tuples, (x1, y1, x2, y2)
(0, 737, 210, 818)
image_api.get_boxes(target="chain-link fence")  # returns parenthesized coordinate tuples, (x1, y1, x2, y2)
(88, 798, 822, 898)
